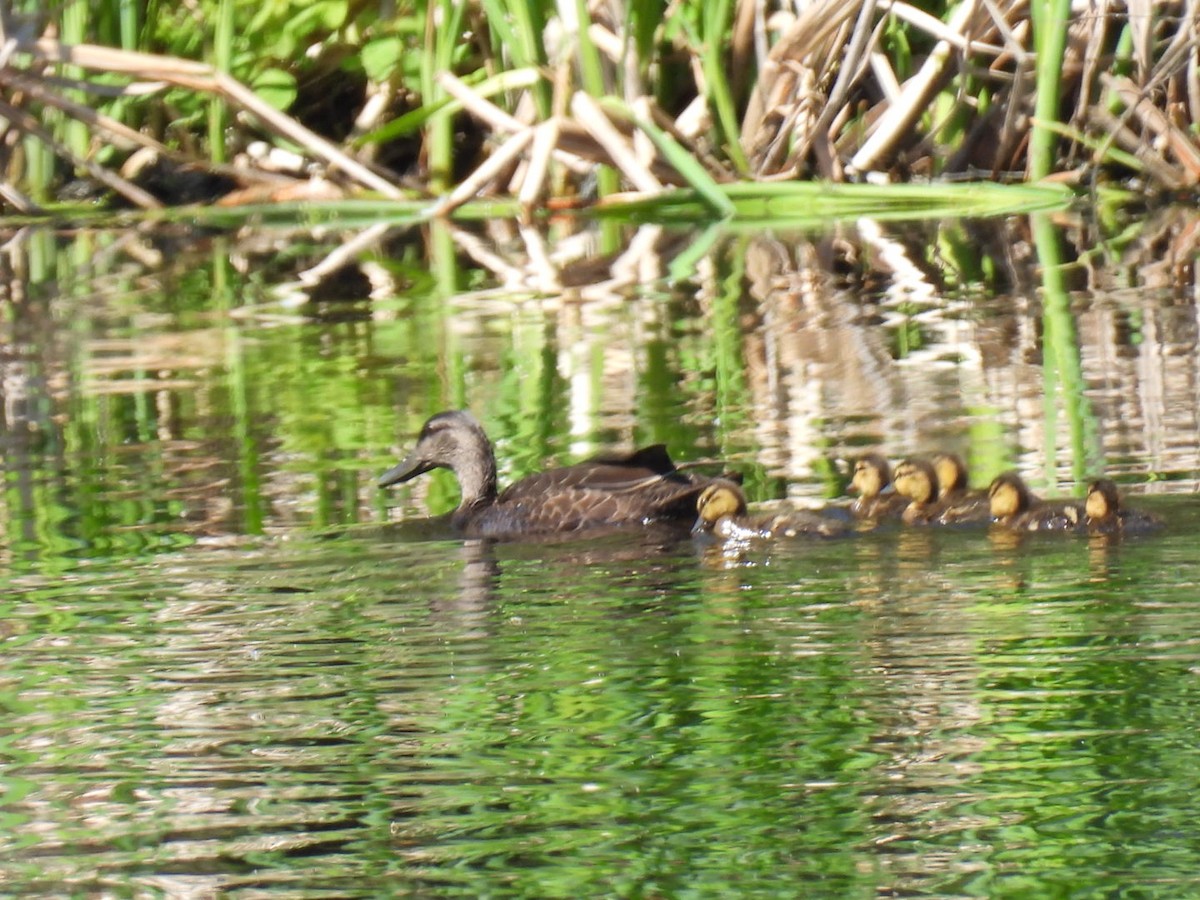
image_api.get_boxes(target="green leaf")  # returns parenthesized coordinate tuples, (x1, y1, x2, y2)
(251, 68, 298, 112)
(362, 36, 403, 83)
(599, 97, 735, 217)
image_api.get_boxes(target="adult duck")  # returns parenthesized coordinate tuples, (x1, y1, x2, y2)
(379, 410, 729, 538)
(1084, 479, 1163, 535)
(692, 480, 848, 540)
(987, 472, 1083, 532)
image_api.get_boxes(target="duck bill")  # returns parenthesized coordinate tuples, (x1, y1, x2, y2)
(379, 453, 434, 487)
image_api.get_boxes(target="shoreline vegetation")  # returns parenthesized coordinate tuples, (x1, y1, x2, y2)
(1, 2, 1197, 222)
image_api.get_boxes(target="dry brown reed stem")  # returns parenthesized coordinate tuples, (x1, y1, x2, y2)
(1087, 108, 1181, 188)
(570, 92, 663, 193)
(0, 95, 161, 207)
(294, 222, 390, 288)
(428, 128, 535, 216)
(0, 181, 39, 214)
(4, 69, 171, 155)
(848, 0, 981, 175)
(887, 1, 1003, 55)
(21, 37, 406, 199)
(1104, 73, 1200, 185)
(741, 0, 862, 174)
(799, 0, 879, 178)
(435, 71, 591, 174)
(517, 118, 561, 210)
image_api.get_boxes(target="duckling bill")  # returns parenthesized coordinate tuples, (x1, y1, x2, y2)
(380, 410, 731, 538)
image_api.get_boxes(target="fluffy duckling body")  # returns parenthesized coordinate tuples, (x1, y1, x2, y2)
(848, 453, 909, 520)
(693, 480, 849, 540)
(892, 458, 943, 524)
(1084, 479, 1163, 535)
(380, 410, 730, 538)
(920, 452, 992, 524)
(987, 472, 1083, 532)
(933, 452, 969, 496)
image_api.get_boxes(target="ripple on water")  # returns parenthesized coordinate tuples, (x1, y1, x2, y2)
(4, 511, 1200, 895)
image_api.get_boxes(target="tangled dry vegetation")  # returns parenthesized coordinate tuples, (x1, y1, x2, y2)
(2, 1, 1200, 216)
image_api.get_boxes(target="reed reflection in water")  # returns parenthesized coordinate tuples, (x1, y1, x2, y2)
(0, 210, 1198, 549)
(0, 210, 1199, 893)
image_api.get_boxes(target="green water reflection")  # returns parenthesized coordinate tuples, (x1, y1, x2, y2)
(3, 526, 1200, 895)
(1, 211, 1199, 894)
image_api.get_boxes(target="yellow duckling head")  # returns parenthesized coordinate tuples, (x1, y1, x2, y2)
(694, 479, 748, 532)
(933, 452, 969, 495)
(850, 453, 891, 500)
(893, 458, 939, 505)
(1085, 479, 1120, 521)
(988, 472, 1032, 519)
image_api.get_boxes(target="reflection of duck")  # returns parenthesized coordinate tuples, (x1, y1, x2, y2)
(848, 453, 908, 519)
(988, 472, 1082, 532)
(379, 410, 730, 537)
(1084, 479, 1163, 535)
(693, 480, 848, 540)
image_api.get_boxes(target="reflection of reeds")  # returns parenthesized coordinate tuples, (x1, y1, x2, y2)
(706, 216, 1200, 497)
(1, 212, 1199, 551)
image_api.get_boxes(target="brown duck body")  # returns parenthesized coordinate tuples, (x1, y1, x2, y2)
(848, 453, 908, 520)
(988, 472, 1083, 532)
(693, 480, 849, 540)
(380, 411, 726, 538)
(1084, 479, 1163, 535)
(900, 452, 991, 525)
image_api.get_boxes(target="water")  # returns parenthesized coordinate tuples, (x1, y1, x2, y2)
(2, 213, 1200, 895)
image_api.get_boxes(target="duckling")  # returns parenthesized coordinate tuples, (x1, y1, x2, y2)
(1084, 479, 1163, 535)
(693, 480, 848, 540)
(379, 410, 734, 538)
(933, 452, 969, 496)
(892, 458, 942, 524)
(987, 471, 1083, 532)
(848, 453, 909, 520)
(926, 451, 992, 524)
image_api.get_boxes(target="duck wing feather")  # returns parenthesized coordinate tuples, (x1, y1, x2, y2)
(465, 445, 720, 537)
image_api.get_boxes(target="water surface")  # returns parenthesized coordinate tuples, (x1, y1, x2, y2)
(1, 211, 1199, 895)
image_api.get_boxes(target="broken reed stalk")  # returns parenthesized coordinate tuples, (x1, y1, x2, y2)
(8, 0, 1200, 213)
(0, 94, 160, 207)
(19, 37, 406, 199)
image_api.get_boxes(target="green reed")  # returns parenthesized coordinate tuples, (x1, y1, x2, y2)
(208, 0, 236, 163)
(13, 0, 1198, 208)
(1031, 212, 1099, 487)
(1029, 0, 1072, 181)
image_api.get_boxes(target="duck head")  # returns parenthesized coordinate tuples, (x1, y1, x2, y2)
(693, 479, 747, 534)
(988, 472, 1032, 519)
(1085, 479, 1120, 521)
(893, 458, 939, 506)
(850, 453, 891, 499)
(379, 410, 499, 508)
(933, 452, 969, 495)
